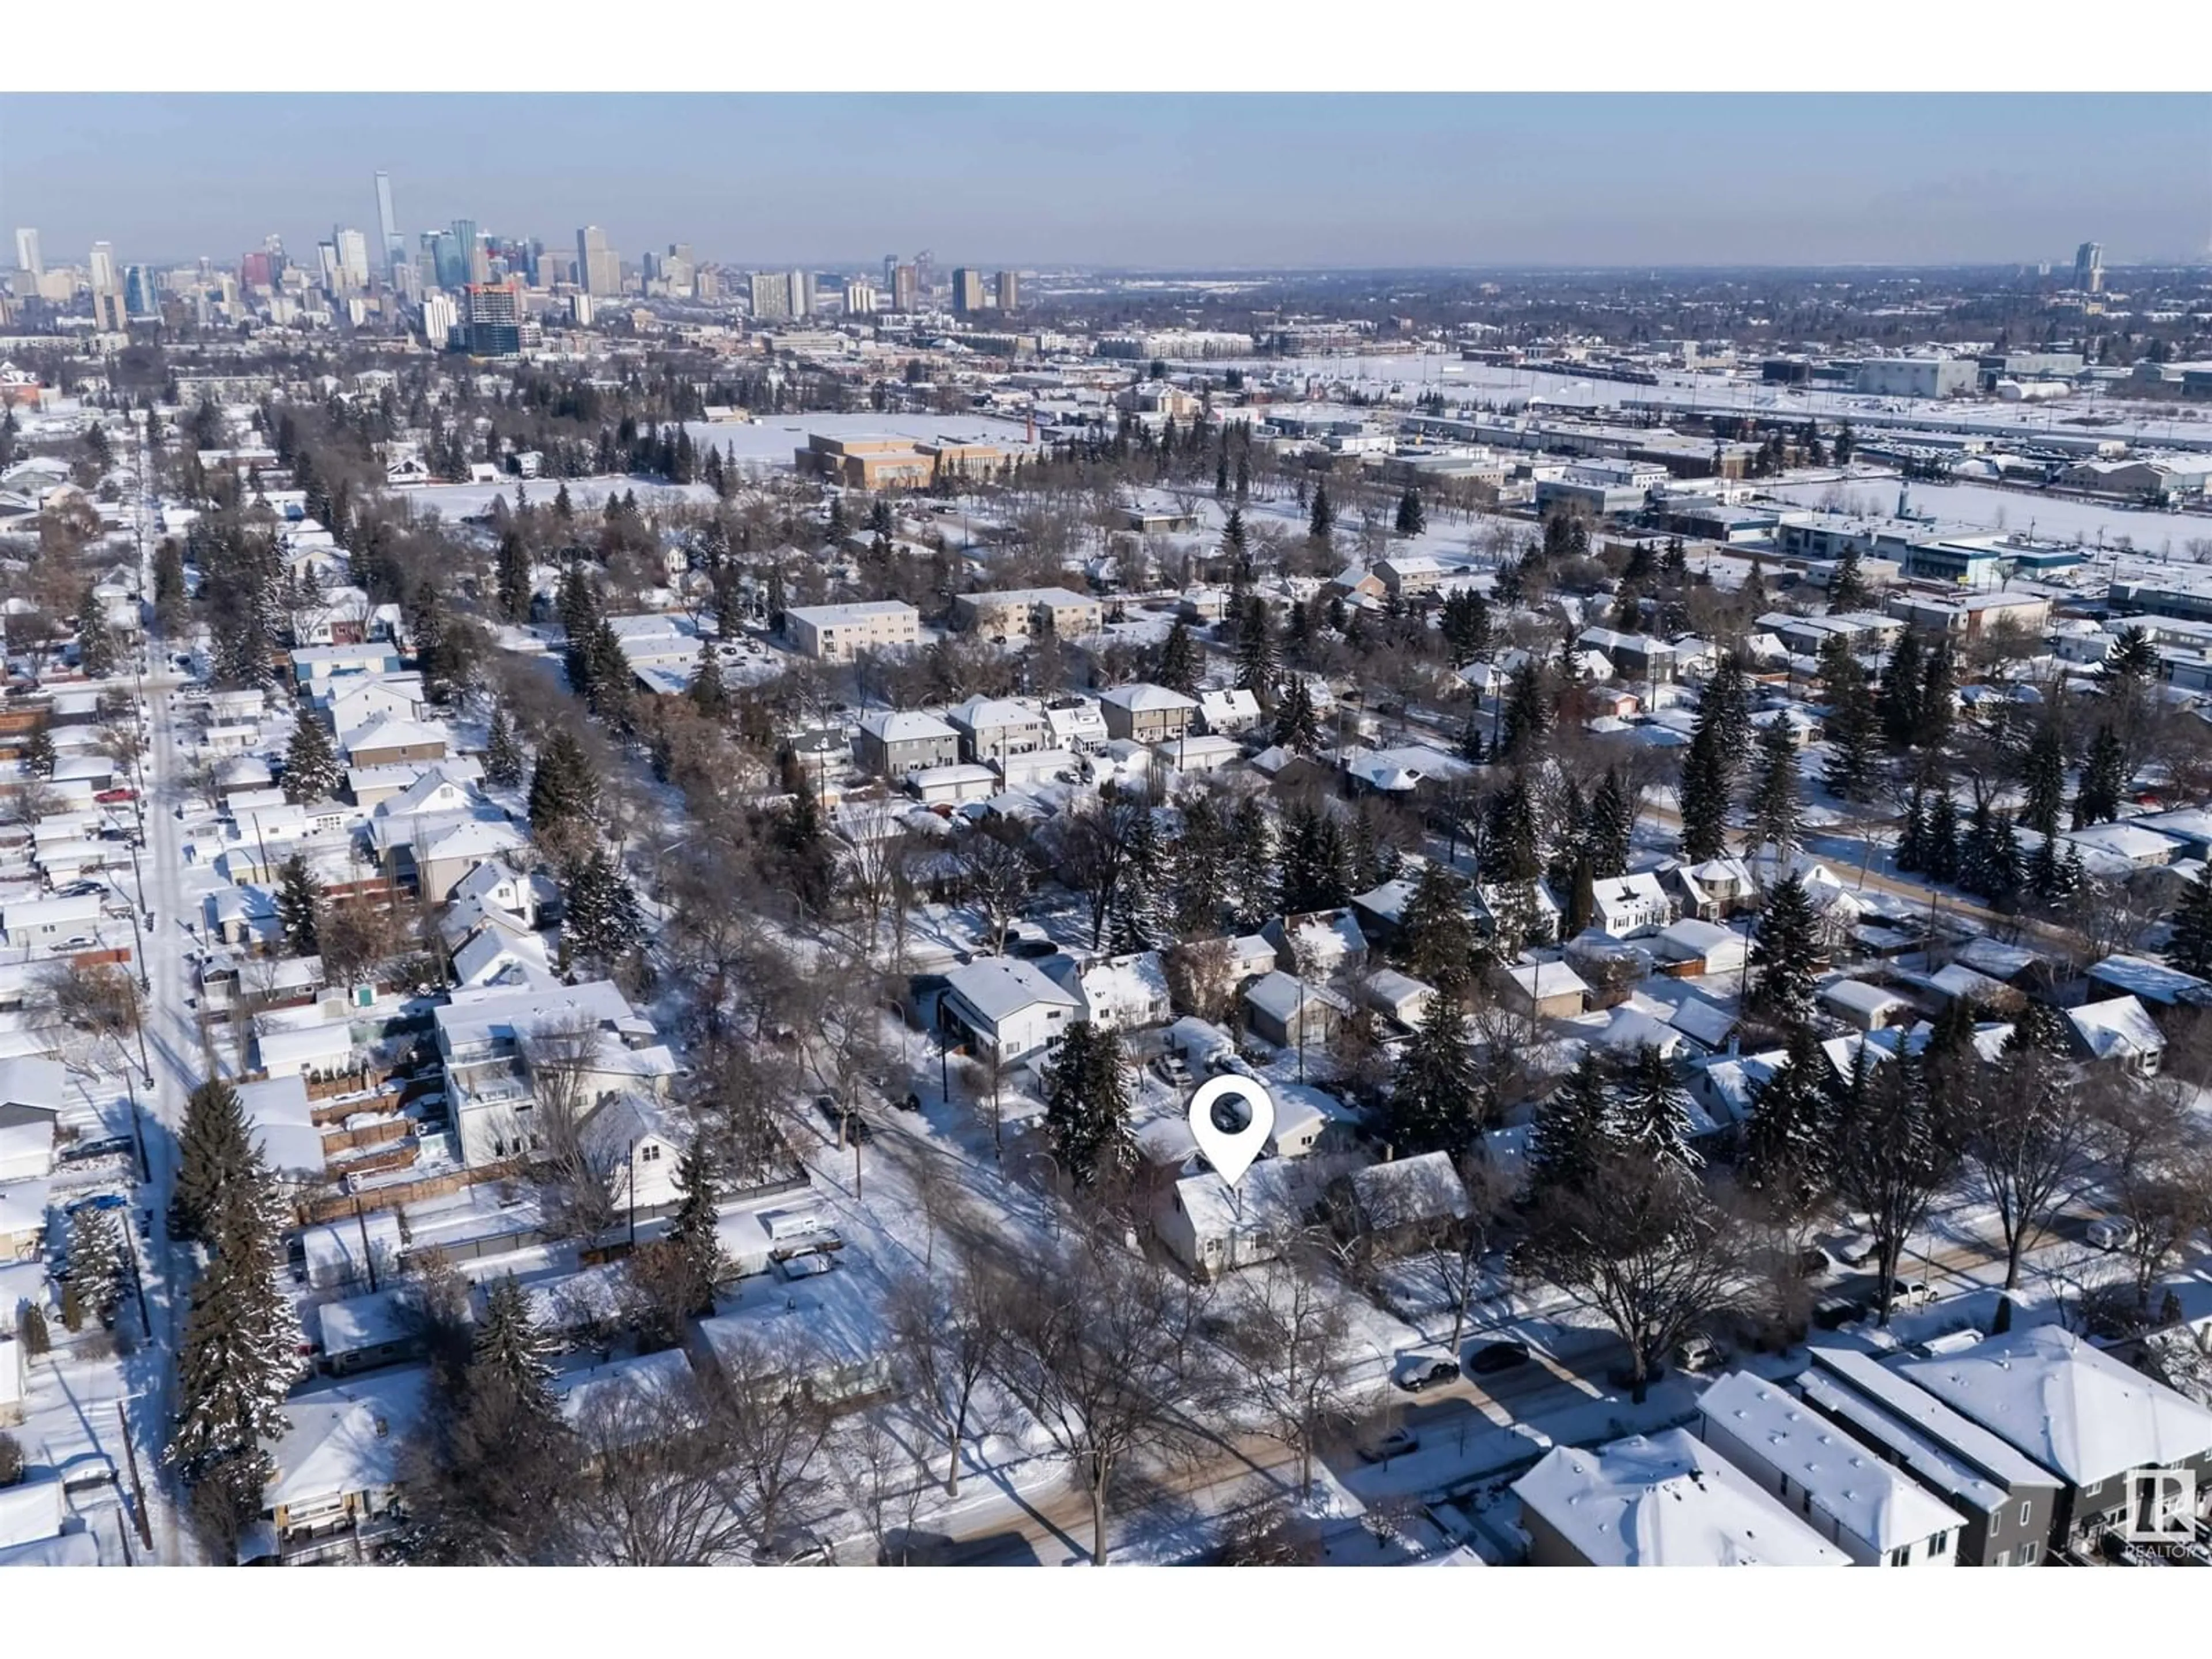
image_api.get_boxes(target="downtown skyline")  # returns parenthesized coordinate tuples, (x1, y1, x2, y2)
(2, 92, 2209, 271)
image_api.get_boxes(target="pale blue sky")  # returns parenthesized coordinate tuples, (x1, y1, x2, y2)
(2, 92, 2206, 270)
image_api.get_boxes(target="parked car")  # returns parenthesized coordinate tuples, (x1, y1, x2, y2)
(814, 1094, 872, 1144)
(1887, 1279, 1935, 1306)
(1395, 1356, 1460, 1393)
(94, 787, 137, 805)
(1828, 1233, 1881, 1268)
(1467, 1339, 1532, 1377)
(1358, 1427, 1421, 1463)
(1675, 1333, 1724, 1373)
(64, 1192, 129, 1218)
(1814, 1295, 1866, 1331)
(2087, 1217, 2135, 1252)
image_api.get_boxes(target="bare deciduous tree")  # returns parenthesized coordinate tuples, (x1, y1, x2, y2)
(887, 1266, 1003, 1499)
(1215, 1242, 1363, 1498)
(524, 1015, 623, 1238)
(989, 1238, 1200, 1564)
(1517, 1153, 1738, 1402)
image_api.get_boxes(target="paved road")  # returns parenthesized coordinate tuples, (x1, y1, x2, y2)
(125, 426, 201, 1562)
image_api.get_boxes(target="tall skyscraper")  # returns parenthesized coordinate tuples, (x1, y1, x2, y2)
(844, 281, 878, 316)
(88, 241, 118, 293)
(2074, 240, 2104, 294)
(576, 225, 620, 297)
(748, 270, 791, 322)
(421, 291, 459, 350)
(448, 219, 481, 287)
(788, 270, 812, 318)
(317, 241, 342, 293)
(123, 265, 158, 317)
(892, 263, 917, 312)
(950, 267, 985, 316)
(882, 253, 897, 291)
(335, 228, 372, 290)
(374, 171, 403, 278)
(464, 280, 522, 355)
(995, 271, 1020, 313)
(13, 228, 40, 278)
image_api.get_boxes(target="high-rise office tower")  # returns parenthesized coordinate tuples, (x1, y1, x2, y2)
(950, 267, 985, 316)
(2074, 241, 2104, 294)
(892, 263, 917, 312)
(336, 228, 372, 290)
(995, 271, 1020, 313)
(374, 171, 403, 278)
(421, 291, 459, 350)
(464, 280, 522, 355)
(446, 219, 480, 287)
(124, 266, 158, 317)
(844, 281, 878, 316)
(882, 253, 897, 291)
(577, 225, 620, 297)
(914, 249, 935, 298)
(317, 241, 342, 293)
(669, 243, 694, 267)
(748, 270, 791, 322)
(88, 241, 118, 293)
(13, 228, 40, 278)
(788, 270, 812, 317)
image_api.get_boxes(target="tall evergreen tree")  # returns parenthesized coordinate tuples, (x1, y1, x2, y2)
(1740, 1022, 1835, 1213)
(2020, 720, 2067, 839)
(2071, 722, 2127, 828)
(1744, 715, 1804, 861)
(166, 1141, 302, 1527)
(686, 645, 728, 716)
(1525, 1050, 1615, 1200)
(528, 729, 600, 835)
(275, 855, 320, 957)
(1876, 632, 1925, 749)
(1234, 595, 1279, 705)
(1273, 676, 1321, 754)
(2168, 862, 2212, 979)
(1819, 634, 1881, 803)
(562, 848, 646, 968)
(1041, 1022, 1137, 1186)
(1676, 721, 1733, 862)
(1394, 488, 1426, 536)
(1154, 619, 1200, 696)
(1307, 480, 1334, 542)
(1613, 1044, 1701, 1171)
(1751, 873, 1821, 1029)
(483, 705, 525, 789)
(1499, 661, 1553, 762)
(1389, 994, 1480, 1154)
(1827, 547, 1870, 613)
(282, 712, 342, 805)
(173, 1080, 254, 1245)
(1108, 809, 1174, 953)
(76, 584, 117, 677)
(66, 1206, 127, 1324)
(496, 532, 533, 624)
(1586, 770, 1634, 878)
(1226, 797, 1277, 929)
(1398, 861, 1476, 995)
(1923, 791, 1960, 883)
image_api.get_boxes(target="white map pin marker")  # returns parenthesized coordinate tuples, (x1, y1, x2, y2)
(1187, 1074, 1276, 1188)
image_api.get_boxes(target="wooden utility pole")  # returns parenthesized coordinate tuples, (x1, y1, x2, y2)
(115, 1402, 153, 1551)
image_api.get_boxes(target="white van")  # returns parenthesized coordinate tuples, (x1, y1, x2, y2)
(2086, 1217, 2134, 1252)
(764, 1209, 825, 1242)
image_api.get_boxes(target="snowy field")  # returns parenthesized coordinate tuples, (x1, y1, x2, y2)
(1761, 476, 2212, 555)
(1171, 352, 2212, 449)
(391, 477, 720, 521)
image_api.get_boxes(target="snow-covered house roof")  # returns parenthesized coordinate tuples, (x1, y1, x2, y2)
(2088, 953, 2212, 1009)
(1901, 1327, 2212, 1488)
(859, 709, 958, 744)
(1698, 1370, 1968, 1553)
(235, 1073, 326, 1181)
(263, 1370, 430, 1516)
(2066, 995, 2166, 1065)
(942, 956, 1081, 1025)
(1348, 1150, 1471, 1234)
(1513, 1427, 1850, 1567)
